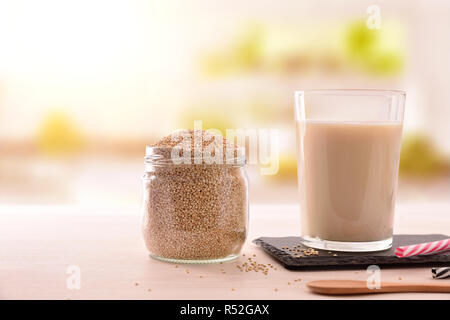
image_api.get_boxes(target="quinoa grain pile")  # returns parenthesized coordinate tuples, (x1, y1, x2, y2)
(281, 245, 320, 257)
(235, 255, 277, 275)
(142, 130, 248, 261)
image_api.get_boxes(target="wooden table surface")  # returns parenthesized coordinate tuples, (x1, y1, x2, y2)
(0, 202, 449, 300)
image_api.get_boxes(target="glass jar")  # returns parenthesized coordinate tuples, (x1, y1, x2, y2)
(141, 146, 248, 263)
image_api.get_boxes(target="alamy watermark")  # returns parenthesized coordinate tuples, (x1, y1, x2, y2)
(169, 120, 280, 175)
(366, 5, 381, 29)
(66, 265, 81, 290)
(366, 265, 381, 289)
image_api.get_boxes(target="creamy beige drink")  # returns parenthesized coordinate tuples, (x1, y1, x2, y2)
(296, 121, 403, 243)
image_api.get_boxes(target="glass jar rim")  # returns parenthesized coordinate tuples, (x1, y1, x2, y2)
(144, 146, 246, 167)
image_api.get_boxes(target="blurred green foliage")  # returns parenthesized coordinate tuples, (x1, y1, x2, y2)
(37, 110, 85, 156)
(233, 24, 264, 71)
(343, 21, 404, 75)
(345, 21, 379, 57)
(201, 20, 405, 77)
(267, 153, 297, 181)
(400, 134, 449, 176)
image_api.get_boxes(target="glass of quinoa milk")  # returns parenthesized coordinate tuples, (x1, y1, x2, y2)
(294, 89, 405, 252)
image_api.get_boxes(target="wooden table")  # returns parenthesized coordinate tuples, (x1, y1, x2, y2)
(0, 203, 449, 300)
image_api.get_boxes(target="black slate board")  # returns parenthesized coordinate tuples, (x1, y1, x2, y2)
(253, 234, 450, 270)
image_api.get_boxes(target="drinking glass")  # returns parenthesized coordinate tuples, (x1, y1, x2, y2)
(294, 89, 405, 252)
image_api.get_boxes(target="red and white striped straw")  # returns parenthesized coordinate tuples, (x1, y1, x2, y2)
(395, 238, 450, 258)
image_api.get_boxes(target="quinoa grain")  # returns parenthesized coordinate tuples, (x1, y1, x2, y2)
(142, 130, 248, 261)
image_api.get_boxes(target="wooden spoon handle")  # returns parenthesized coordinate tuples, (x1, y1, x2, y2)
(307, 280, 450, 295)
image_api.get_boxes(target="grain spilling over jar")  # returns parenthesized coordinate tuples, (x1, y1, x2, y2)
(142, 129, 248, 263)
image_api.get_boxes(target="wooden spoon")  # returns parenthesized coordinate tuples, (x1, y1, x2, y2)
(307, 280, 450, 295)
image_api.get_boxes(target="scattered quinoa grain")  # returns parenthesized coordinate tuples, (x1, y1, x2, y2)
(302, 248, 319, 256)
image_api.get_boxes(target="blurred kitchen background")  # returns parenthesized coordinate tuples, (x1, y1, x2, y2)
(0, 0, 449, 213)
